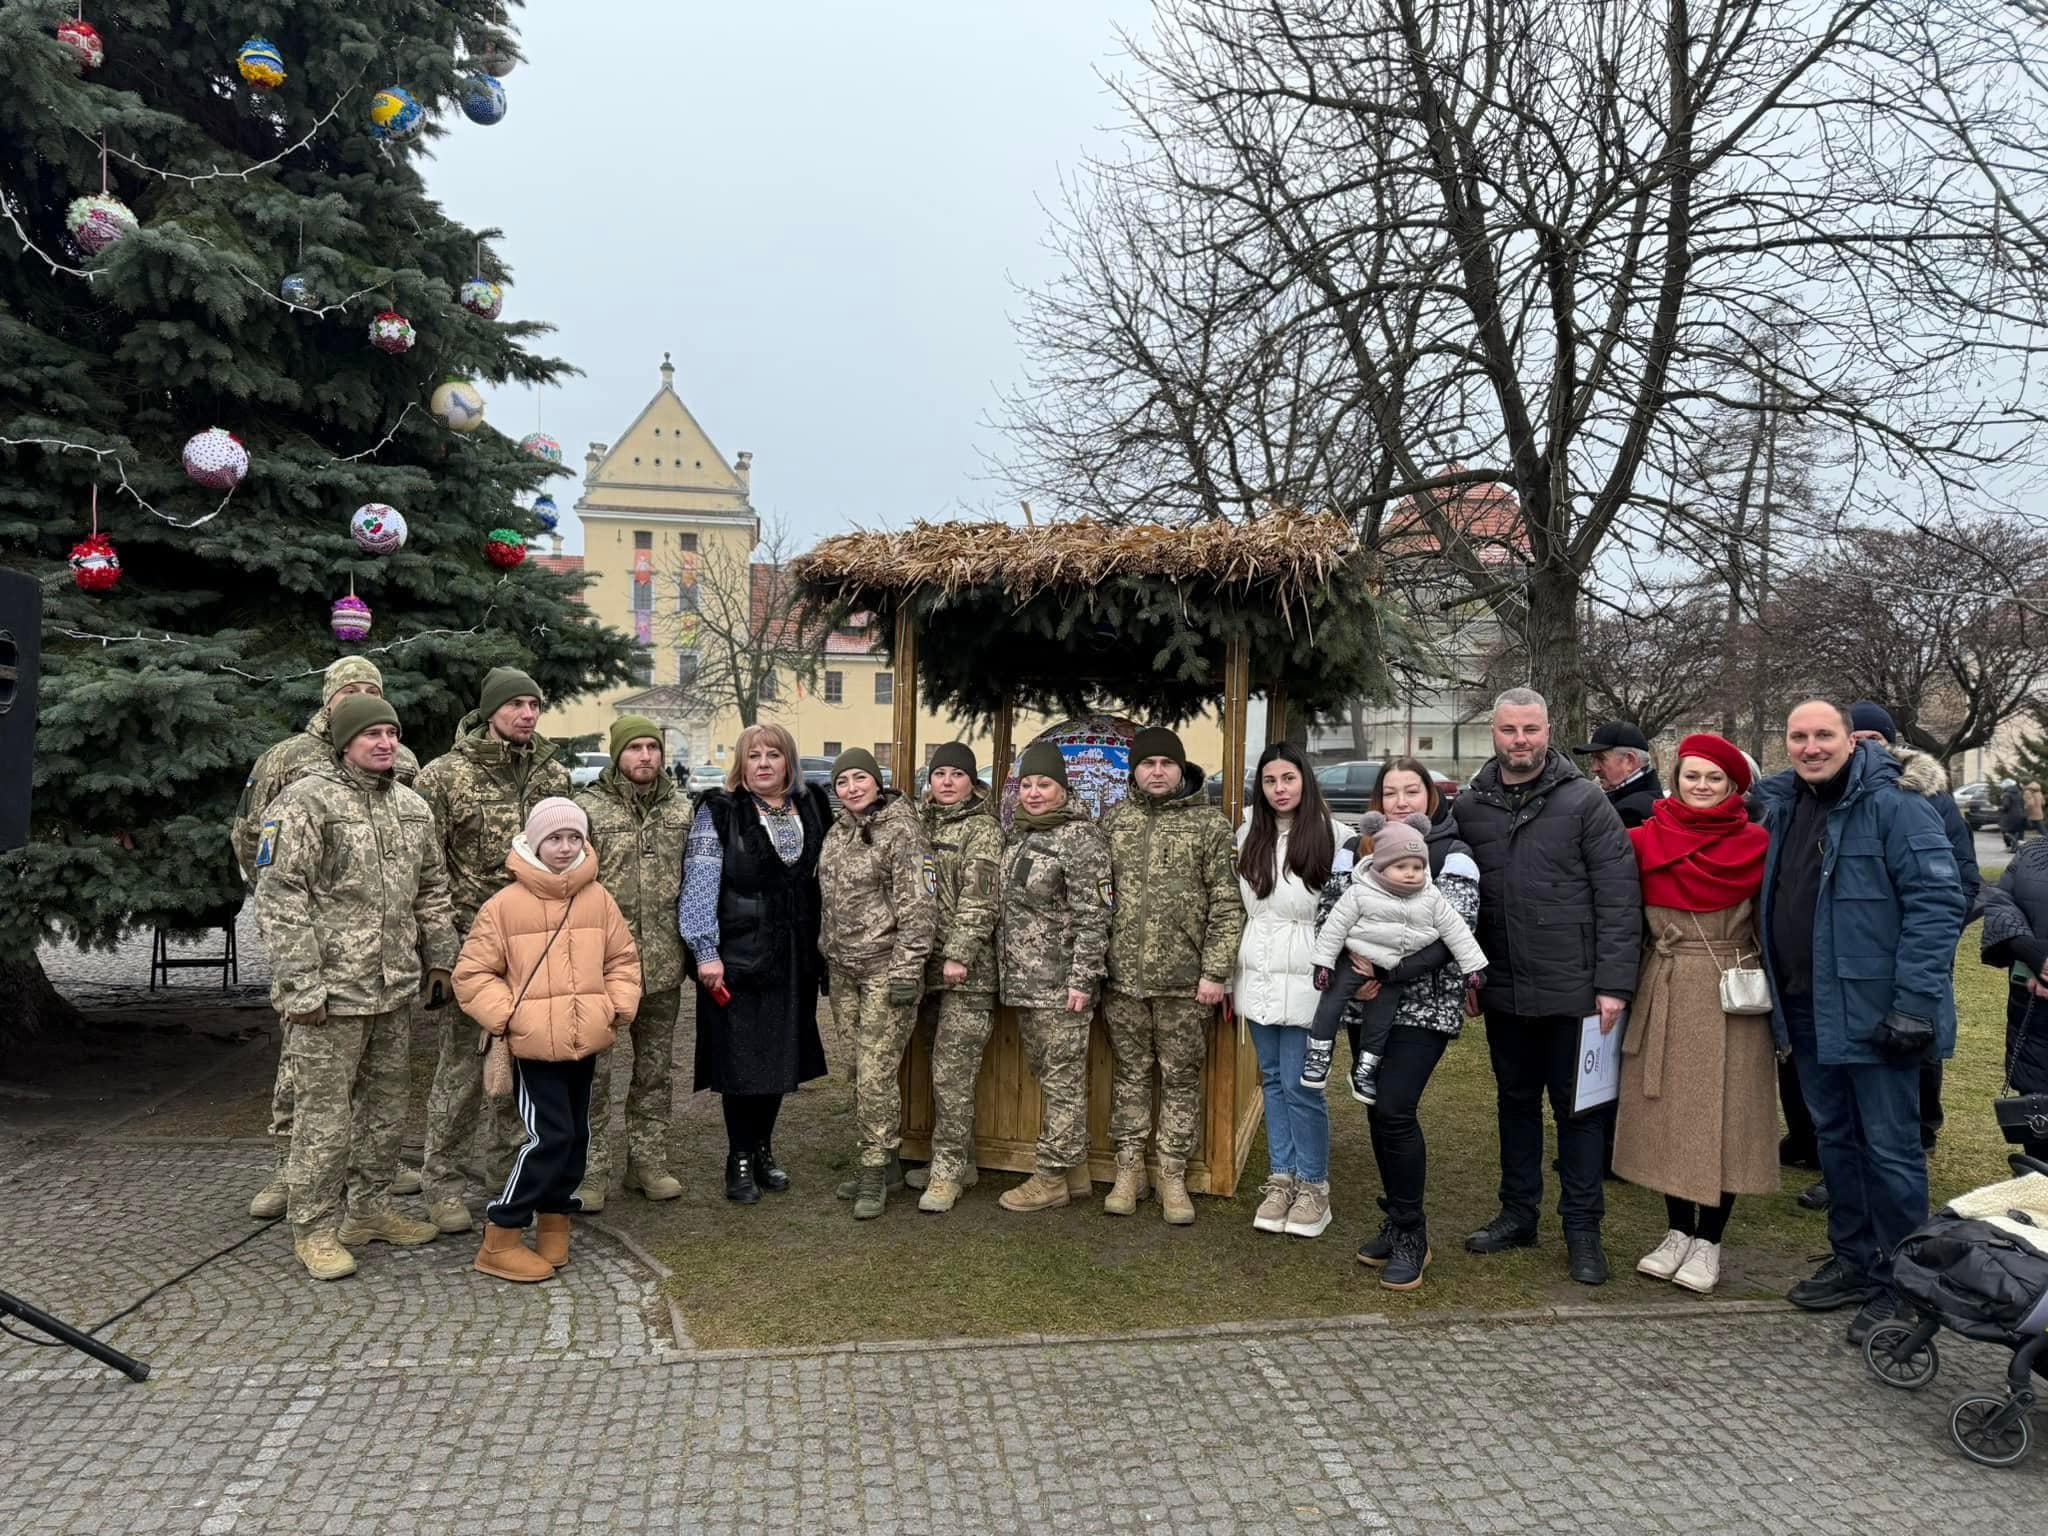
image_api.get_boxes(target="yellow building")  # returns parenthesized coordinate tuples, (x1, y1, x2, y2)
(554, 357, 1228, 781)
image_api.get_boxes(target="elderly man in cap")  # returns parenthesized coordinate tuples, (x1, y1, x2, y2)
(1572, 721, 1664, 829)
(573, 715, 690, 1207)
(233, 657, 425, 1221)
(253, 694, 457, 1279)
(414, 666, 572, 1233)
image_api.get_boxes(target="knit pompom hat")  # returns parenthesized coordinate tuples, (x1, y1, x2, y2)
(524, 797, 587, 848)
(1358, 811, 1431, 872)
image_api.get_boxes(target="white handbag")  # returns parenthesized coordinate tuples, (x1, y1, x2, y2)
(1692, 913, 1774, 1016)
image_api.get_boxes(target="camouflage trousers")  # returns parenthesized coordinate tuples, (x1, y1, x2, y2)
(829, 969, 921, 1169)
(1016, 1006, 1091, 1170)
(585, 987, 680, 1184)
(921, 991, 995, 1183)
(285, 1009, 408, 1240)
(1105, 993, 1212, 1161)
(266, 1013, 295, 1165)
(420, 1005, 523, 1207)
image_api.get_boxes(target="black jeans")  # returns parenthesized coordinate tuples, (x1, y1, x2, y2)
(488, 1054, 597, 1229)
(1365, 1027, 1449, 1228)
(1780, 1053, 1817, 1159)
(1486, 1011, 1606, 1235)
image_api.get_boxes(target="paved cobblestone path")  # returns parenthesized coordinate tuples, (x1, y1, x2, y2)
(1, 1132, 2039, 1533)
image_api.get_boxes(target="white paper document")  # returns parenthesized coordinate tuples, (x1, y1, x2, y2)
(1573, 1011, 1622, 1114)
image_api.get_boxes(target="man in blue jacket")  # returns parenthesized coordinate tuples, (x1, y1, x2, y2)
(1759, 700, 1968, 1346)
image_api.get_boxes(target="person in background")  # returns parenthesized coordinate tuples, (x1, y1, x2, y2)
(1573, 721, 1663, 829)
(2029, 783, 2047, 842)
(1978, 837, 2048, 1167)
(679, 723, 832, 1202)
(2000, 782, 2027, 851)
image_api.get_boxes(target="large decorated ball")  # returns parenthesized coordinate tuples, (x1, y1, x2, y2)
(460, 74, 507, 125)
(350, 504, 408, 555)
(66, 194, 137, 256)
(330, 594, 372, 643)
(532, 494, 559, 532)
(182, 427, 249, 491)
(999, 714, 1142, 826)
(430, 378, 487, 433)
(236, 37, 286, 91)
(368, 87, 425, 143)
(57, 18, 103, 69)
(458, 277, 503, 319)
(368, 309, 416, 354)
(279, 271, 320, 309)
(518, 431, 562, 464)
(473, 33, 517, 76)
(484, 528, 527, 568)
(69, 532, 121, 592)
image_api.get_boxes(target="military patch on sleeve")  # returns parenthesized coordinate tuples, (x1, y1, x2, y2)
(970, 860, 996, 899)
(922, 855, 938, 896)
(1098, 878, 1115, 907)
(255, 819, 280, 869)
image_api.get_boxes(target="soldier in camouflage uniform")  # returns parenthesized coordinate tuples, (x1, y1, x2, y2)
(574, 715, 688, 1206)
(252, 695, 457, 1280)
(996, 741, 1114, 1213)
(231, 656, 423, 1221)
(819, 749, 938, 1219)
(1100, 725, 1244, 1224)
(909, 742, 1004, 1213)
(413, 667, 571, 1233)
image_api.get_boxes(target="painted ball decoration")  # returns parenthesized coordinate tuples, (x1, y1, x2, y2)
(368, 87, 425, 143)
(182, 428, 249, 491)
(473, 34, 517, 77)
(368, 309, 416, 354)
(236, 37, 286, 91)
(57, 18, 103, 70)
(460, 74, 507, 126)
(69, 532, 121, 592)
(350, 504, 408, 555)
(66, 194, 138, 256)
(532, 494, 559, 532)
(459, 278, 503, 319)
(518, 432, 562, 464)
(484, 528, 527, 568)
(330, 594, 373, 644)
(279, 272, 321, 309)
(430, 378, 487, 433)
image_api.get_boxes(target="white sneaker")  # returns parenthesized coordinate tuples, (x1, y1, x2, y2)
(1282, 1181, 1332, 1239)
(1635, 1229, 1694, 1280)
(1672, 1240, 1720, 1294)
(1251, 1174, 1295, 1234)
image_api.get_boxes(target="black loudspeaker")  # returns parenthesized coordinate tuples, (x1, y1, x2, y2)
(0, 568, 41, 854)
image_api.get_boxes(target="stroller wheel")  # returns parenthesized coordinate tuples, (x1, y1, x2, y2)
(1863, 1322, 1940, 1391)
(1949, 1394, 2033, 1467)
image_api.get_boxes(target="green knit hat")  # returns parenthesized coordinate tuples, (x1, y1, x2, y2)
(1017, 741, 1069, 789)
(329, 694, 399, 752)
(832, 747, 884, 788)
(479, 665, 543, 719)
(609, 714, 663, 764)
(1131, 725, 1186, 769)
(928, 741, 978, 780)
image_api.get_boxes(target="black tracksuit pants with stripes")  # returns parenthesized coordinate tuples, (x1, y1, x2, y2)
(488, 1054, 597, 1229)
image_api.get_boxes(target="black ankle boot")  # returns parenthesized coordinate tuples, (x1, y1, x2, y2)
(753, 1143, 790, 1192)
(725, 1150, 760, 1204)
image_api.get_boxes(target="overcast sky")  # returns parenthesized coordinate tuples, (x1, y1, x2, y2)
(428, 2, 1150, 554)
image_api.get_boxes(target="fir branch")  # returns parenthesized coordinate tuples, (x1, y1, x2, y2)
(82, 67, 370, 186)
(0, 436, 237, 529)
(325, 403, 422, 463)
(0, 185, 98, 281)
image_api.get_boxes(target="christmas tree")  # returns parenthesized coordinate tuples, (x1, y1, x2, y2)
(0, 1, 632, 1040)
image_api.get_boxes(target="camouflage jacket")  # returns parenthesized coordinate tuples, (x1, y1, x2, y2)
(252, 761, 457, 1017)
(1102, 770, 1244, 998)
(920, 792, 1003, 997)
(231, 705, 420, 882)
(818, 790, 937, 986)
(576, 766, 689, 994)
(998, 804, 1114, 1009)
(413, 711, 571, 932)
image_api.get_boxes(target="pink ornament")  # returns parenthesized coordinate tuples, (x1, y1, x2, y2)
(69, 531, 121, 591)
(181, 428, 249, 491)
(368, 310, 416, 354)
(57, 18, 103, 70)
(66, 194, 137, 256)
(330, 594, 372, 643)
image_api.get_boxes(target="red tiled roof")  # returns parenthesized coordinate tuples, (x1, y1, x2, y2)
(533, 553, 586, 602)
(749, 562, 879, 653)
(1383, 474, 1528, 564)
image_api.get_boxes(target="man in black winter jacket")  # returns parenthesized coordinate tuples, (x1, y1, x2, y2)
(1573, 720, 1664, 829)
(1453, 688, 1642, 1286)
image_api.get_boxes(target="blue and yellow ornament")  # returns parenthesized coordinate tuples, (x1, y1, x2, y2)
(236, 38, 286, 91)
(368, 87, 425, 143)
(460, 75, 508, 126)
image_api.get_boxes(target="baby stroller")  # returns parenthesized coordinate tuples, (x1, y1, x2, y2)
(1862, 1154, 2048, 1467)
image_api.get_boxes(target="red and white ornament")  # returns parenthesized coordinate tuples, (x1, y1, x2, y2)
(69, 531, 120, 591)
(350, 504, 408, 555)
(368, 310, 416, 354)
(57, 18, 103, 70)
(66, 193, 137, 256)
(181, 427, 249, 491)
(330, 594, 373, 643)
(484, 528, 527, 568)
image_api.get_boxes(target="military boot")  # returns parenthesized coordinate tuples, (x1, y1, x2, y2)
(429, 1198, 474, 1235)
(1157, 1157, 1196, 1226)
(918, 1172, 963, 1213)
(535, 1213, 571, 1268)
(1103, 1145, 1147, 1217)
(623, 1164, 683, 1201)
(906, 1163, 977, 1192)
(837, 1151, 903, 1200)
(248, 1167, 288, 1221)
(999, 1169, 1071, 1213)
(572, 1179, 607, 1213)
(293, 1229, 357, 1282)
(474, 1223, 554, 1283)
(392, 1165, 423, 1197)
(337, 1206, 440, 1247)
(852, 1165, 889, 1220)
(1066, 1162, 1093, 1199)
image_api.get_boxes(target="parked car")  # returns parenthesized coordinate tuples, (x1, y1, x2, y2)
(799, 756, 835, 796)
(686, 762, 726, 795)
(1311, 760, 1461, 821)
(568, 751, 610, 789)
(1956, 780, 2016, 832)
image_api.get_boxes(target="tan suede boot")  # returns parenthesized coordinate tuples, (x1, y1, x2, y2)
(535, 1213, 570, 1268)
(907, 1163, 978, 1191)
(292, 1229, 357, 1281)
(474, 1222, 555, 1283)
(623, 1165, 683, 1202)
(918, 1174, 962, 1213)
(392, 1165, 423, 1196)
(248, 1168, 288, 1221)
(337, 1205, 439, 1247)
(1157, 1157, 1196, 1226)
(1103, 1145, 1147, 1217)
(429, 1198, 473, 1235)
(998, 1169, 1071, 1212)
(1066, 1162, 1093, 1199)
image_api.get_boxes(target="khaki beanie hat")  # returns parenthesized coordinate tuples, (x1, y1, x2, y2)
(329, 694, 400, 751)
(609, 714, 662, 763)
(479, 665, 544, 719)
(1017, 741, 1069, 789)
(832, 747, 884, 788)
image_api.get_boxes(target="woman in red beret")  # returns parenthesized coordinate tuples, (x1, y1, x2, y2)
(1614, 733, 1776, 1295)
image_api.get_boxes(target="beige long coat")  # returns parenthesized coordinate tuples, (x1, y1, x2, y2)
(1612, 899, 1779, 1205)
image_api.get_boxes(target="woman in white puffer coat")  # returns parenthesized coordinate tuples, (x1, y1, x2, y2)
(1233, 743, 1354, 1239)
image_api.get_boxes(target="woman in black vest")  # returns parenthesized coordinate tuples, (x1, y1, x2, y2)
(679, 722, 831, 1201)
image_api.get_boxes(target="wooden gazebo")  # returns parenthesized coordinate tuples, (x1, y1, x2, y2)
(791, 513, 1390, 1197)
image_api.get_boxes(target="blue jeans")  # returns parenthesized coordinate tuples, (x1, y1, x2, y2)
(1250, 1020, 1330, 1184)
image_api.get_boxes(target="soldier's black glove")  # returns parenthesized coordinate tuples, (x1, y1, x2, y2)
(423, 968, 454, 1010)
(886, 979, 918, 1007)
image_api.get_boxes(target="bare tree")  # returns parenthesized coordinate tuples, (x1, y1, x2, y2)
(654, 517, 829, 731)
(999, 0, 2048, 742)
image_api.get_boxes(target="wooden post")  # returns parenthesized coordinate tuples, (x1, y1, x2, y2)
(891, 606, 919, 785)
(990, 700, 1014, 790)
(1221, 630, 1251, 829)
(1266, 683, 1290, 746)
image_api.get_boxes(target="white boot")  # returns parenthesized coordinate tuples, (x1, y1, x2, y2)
(1672, 1240, 1721, 1294)
(1635, 1229, 1694, 1280)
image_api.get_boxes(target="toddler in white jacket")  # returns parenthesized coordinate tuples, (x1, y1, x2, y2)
(1301, 813, 1486, 1103)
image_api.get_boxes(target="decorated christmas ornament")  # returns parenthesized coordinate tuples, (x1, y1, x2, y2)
(236, 37, 286, 91)
(279, 271, 320, 308)
(57, 17, 103, 70)
(181, 427, 249, 491)
(484, 528, 527, 568)
(66, 193, 137, 256)
(458, 277, 503, 319)
(459, 74, 507, 126)
(330, 593, 372, 643)
(367, 87, 425, 143)
(368, 309, 416, 354)
(532, 494, 559, 532)
(473, 34, 517, 77)
(430, 378, 487, 433)
(350, 503, 408, 555)
(518, 431, 562, 464)
(69, 531, 120, 591)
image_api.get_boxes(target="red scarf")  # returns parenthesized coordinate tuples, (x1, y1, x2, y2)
(1629, 795, 1768, 912)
